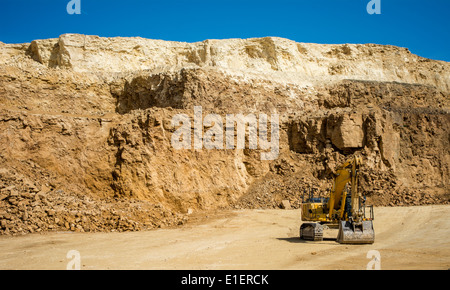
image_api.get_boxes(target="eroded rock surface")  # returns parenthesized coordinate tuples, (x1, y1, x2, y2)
(1, 34, 449, 235)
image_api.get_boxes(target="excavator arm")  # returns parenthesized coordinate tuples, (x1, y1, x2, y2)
(327, 155, 362, 221)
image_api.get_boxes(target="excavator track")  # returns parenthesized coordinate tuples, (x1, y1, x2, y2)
(300, 223, 323, 241)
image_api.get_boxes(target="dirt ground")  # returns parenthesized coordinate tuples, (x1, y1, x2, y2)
(0, 205, 449, 270)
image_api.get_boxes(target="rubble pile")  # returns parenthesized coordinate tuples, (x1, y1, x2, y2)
(0, 168, 187, 235)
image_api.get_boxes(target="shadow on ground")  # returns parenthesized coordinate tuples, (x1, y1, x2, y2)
(277, 237, 337, 244)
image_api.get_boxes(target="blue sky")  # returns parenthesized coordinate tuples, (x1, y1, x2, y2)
(0, 0, 449, 61)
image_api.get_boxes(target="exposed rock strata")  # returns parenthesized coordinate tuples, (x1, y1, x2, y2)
(0, 34, 449, 235)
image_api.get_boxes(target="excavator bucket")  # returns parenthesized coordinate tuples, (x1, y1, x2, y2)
(337, 220, 375, 244)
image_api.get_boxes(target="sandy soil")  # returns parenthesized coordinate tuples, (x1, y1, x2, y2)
(0, 205, 449, 270)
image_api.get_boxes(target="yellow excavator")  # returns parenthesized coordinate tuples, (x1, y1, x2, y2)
(300, 155, 375, 244)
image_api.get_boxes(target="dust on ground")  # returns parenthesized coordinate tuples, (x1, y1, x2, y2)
(0, 205, 449, 270)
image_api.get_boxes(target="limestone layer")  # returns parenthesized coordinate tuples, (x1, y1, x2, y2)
(0, 34, 449, 235)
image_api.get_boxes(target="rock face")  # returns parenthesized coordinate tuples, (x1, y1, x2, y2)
(24, 35, 450, 91)
(0, 34, 449, 235)
(327, 112, 365, 150)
